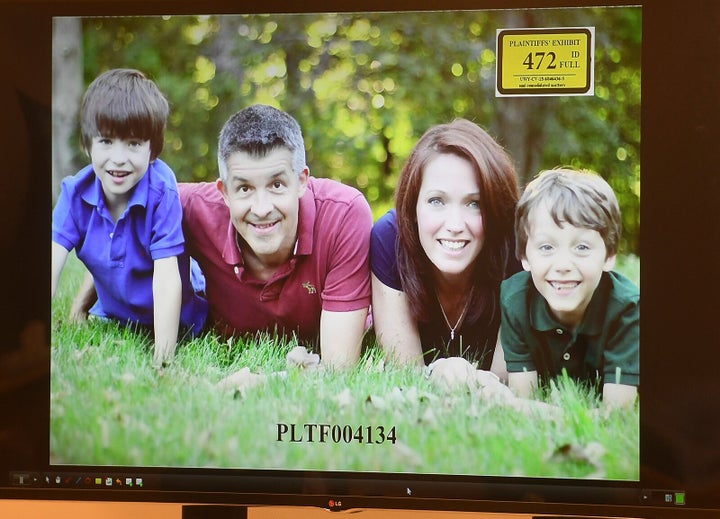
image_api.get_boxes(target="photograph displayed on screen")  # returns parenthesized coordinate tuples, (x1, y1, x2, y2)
(50, 6, 640, 480)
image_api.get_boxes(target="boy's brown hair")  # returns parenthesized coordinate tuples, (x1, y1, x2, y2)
(515, 167, 622, 259)
(80, 68, 169, 160)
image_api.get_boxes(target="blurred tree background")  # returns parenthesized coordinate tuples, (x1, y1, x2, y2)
(52, 6, 640, 255)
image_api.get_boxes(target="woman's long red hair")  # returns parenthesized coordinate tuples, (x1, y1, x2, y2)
(395, 119, 519, 324)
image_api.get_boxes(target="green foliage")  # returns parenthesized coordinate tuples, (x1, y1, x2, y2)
(615, 253, 640, 286)
(75, 7, 640, 253)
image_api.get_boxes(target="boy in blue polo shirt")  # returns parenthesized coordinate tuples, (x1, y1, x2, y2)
(51, 68, 207, 366)
(500, 168, 639, 409)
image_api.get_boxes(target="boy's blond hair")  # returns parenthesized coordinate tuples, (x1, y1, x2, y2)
(515, 167, 622, 258)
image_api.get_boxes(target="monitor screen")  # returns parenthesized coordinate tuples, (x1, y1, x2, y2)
(1, 0, 718, 517)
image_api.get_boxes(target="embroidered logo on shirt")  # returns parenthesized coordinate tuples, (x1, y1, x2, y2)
(302, 281, 317, 294)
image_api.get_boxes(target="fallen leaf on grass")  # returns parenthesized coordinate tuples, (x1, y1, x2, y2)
(365, 394, 388, 410)
(118, 371, 136, 383)
(386, 386, 407, 404)
(419, 406, 438, 426)
(334, 388, 354, 408)
(217, 367, 268, 393)
(217, 346, 315, 397)
(286, 345, 320, 370)
(72, 346, 91, 362)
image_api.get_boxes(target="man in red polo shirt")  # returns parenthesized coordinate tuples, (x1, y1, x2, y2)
(179, 105, 372, 368)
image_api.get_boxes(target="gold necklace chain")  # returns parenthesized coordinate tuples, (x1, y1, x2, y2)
(437, 287, 473, 342)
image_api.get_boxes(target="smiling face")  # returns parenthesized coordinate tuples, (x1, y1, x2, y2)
(522, 203, 616, 328)
(415, 153, 485, 284)
(90, 136, 151, 208)
(218, 147, 308, 271)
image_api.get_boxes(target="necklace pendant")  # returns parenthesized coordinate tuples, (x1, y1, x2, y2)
(437, 287, 473, 345)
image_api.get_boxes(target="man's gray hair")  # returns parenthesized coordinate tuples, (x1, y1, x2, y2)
(217, 104, 307, 181)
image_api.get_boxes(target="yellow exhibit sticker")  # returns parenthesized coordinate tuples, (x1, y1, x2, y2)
(496, 27, 594, 96)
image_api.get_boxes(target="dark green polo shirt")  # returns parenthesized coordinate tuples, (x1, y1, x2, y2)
(500, 270, 639, 387)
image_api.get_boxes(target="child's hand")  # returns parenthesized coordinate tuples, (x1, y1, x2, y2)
(602, 382, 638, 410)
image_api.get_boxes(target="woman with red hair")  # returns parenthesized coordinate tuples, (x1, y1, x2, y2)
(371, 119, 519, 378)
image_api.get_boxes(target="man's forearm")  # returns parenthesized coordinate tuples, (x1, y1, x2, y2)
(319, 307, 368, 369)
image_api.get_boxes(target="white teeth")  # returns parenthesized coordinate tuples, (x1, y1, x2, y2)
(108, 171, 130, 178)
(439, 240, 465, 250)
(549, 281, 579, 290)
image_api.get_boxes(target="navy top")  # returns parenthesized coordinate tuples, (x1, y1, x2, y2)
(52, 159, 207, 333)
(370, 209, 508, 368)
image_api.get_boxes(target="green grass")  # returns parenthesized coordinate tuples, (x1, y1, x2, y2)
(51, 253, 639, 479)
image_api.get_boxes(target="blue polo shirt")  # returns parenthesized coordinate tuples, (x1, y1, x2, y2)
(52, 159, 207, 333)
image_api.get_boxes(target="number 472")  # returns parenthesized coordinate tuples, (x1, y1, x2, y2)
(523, 51, 557, 70)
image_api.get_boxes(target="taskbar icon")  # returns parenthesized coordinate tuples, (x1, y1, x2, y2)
(10, 471, 144, 490)
(641, 489, 687, 506)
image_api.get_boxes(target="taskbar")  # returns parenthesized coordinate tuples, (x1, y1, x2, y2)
(7, 470, 689, 511)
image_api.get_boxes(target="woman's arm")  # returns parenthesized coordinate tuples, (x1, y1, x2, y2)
(371, 274, 424, 367)
(602, 382, 638, 410)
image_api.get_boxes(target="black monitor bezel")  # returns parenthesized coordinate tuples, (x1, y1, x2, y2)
(1, 0, 719, 517)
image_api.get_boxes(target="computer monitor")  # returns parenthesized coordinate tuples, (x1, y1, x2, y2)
(1, 1, 718, 518)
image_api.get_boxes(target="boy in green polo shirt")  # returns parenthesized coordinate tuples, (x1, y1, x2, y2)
(500, 168, 639, 409)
